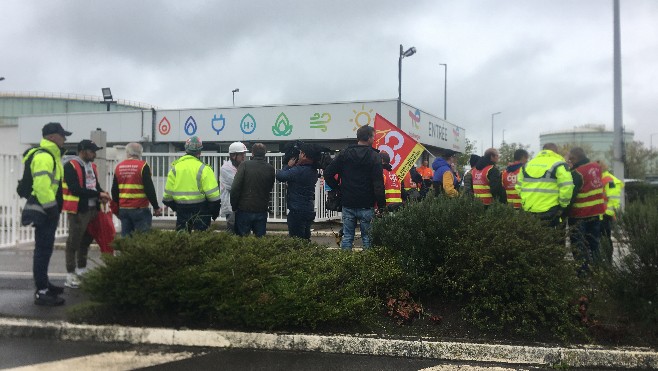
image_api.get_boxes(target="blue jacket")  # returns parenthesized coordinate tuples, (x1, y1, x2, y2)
(276, 163, 317, 213)
(432, 158, 455, 185)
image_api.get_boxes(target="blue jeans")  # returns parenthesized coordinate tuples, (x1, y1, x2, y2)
(287, 210, 315, 240)
(235, 211, 267, 237)
(33, 213, 60, 290)
(340, 207, 374, 250)
(119, 208, 152, 237)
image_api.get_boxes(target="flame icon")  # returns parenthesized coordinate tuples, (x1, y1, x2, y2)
(184, 116, 197, 135)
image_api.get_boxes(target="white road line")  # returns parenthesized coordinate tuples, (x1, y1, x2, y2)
(5, 350, 198, 371)
(420, 366, 530, 371)
(0, 272, 67, 278)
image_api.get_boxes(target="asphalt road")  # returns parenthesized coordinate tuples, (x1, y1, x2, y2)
(0, 337, 549, 370)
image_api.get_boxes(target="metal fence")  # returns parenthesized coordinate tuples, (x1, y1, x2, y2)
(0, 152, 339, 249)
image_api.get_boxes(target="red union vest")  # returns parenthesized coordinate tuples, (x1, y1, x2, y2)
(569, 162, 606, 218)
(383, 169, 403, 205)
(472, 165, 493, 205)
(62, 160, 98, 214)
(115, 159, 149, 209)
(502, 165, 522, 209)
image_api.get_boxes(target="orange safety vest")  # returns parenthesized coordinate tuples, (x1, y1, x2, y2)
(472, 165, 493, 205)
(417, 166, 433, 180)
(62, 160, 98, 214)
(569, 162, 606, 218)
(383, 168, 403, 205)
(502, 165, 522, 209)
(115, 159, 149, 209)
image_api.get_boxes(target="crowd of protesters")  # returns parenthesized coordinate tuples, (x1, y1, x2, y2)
(23, 121, 623, 306)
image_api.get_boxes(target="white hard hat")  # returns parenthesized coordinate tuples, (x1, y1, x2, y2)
(228, 142, 248, 154)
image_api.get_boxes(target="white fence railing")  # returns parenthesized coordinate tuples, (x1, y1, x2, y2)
(1, 152, 339, 249)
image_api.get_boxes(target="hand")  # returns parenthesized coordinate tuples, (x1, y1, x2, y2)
(287, 157, 297, 167)
(153, 207, 163, 217)
(99, 192, 111, 203)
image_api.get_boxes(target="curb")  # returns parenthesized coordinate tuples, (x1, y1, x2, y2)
(1, 318, 656, 368)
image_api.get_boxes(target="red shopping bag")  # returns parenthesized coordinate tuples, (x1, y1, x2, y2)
(87, 204, 116, 254)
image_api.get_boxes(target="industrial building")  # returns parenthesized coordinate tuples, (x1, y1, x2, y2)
(540, 124, 634, 166)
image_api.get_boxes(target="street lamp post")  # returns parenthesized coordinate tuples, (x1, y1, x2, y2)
(397, 44, 417, 128)
(651, 133, 658, 149)
(491, 112, 501, 148)
(439, 63, 447, 120)
(100, 87, 116, 112)
(232, 88, 239, 106)
(502, 129, 506, 145)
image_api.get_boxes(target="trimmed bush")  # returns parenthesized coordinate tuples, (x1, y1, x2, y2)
(81, 231, 407, 331)
(372, 195, 581, 337)
(607, 196, 658, 332)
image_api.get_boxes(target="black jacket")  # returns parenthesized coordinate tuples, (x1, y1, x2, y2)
(63, 158, 105, 213)
(324, 144, 385, 209)
(475, 157, 506, 203)
(230, 156, 275, 213)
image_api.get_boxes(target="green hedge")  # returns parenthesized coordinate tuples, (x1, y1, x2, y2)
(371, 195, 581, 337)
(80, 232, 407, 331)
(606, 196, 658, 332)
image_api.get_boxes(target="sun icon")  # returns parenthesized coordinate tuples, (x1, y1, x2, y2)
(350, 104, 374, 131)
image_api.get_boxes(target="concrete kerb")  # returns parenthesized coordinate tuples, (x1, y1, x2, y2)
(0, 318, 656, 369)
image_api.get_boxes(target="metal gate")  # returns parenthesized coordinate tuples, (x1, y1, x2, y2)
(0, 152, 339, 249)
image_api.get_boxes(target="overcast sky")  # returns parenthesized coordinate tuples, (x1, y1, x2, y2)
(1, 0, 657, 153)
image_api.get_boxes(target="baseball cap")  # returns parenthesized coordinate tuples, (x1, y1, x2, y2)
(42, 122, 72, 137)
(185, 136, 203, 152)
(77, 140, 103, 152)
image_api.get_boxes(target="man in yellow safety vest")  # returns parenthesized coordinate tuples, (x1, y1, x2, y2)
(515, 143, 574, 227)
(163, 136, 221, 232)
(598, 160, 623, 262)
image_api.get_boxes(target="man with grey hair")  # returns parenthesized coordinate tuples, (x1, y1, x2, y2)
(111, 142, 162, 237)
(231, 143, 275, 237)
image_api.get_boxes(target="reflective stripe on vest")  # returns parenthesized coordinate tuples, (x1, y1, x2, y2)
(502, 167, 522, 209)
(115, 159, 149, 209)
(519, 161, 572, 210)
(163, 158, 211, 204)
(383, 169, 403, 204)
(472, 165, 493, 205)
(62, 161, 97, 214)
(569, 162, 606, 218)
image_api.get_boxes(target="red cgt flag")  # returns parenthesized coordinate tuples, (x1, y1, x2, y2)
(373, 114, 424, 181)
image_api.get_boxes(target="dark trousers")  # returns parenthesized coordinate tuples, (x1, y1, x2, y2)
(286, 210, 315, 240)
(569, 217, 602, 273)
(33, 214, 60, 290)
(235, 211, 267, 237)
(601, 214, 614, 262)
(66, 209, 97, 273)
(176, 206, 211, 232)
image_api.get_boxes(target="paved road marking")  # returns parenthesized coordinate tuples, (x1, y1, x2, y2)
(420, 366, 531, 371)
(5, 350, 197, 371)
(0, 272, 67, 278)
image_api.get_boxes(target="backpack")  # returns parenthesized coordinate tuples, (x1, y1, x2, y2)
(325, 189, 342, 211)
(16, 147, 55, 199)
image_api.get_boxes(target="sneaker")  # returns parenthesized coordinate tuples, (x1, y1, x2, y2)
(47, 283, 65, 295)
(65, 273, 80, 289)
(34, 290, 65, 306)
(75, 267, 88, 276)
